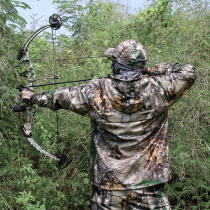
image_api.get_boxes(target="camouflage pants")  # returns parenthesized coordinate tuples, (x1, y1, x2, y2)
(91, 184, 171, 210)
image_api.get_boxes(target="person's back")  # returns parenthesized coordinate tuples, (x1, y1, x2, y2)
(21, 39, 197, 209)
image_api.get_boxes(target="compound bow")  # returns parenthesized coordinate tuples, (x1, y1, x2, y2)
(13, 14, 67, 168)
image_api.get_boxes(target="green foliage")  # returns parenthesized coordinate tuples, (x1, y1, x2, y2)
(0, 0, 30, 30)
(0, 0, 210, 209)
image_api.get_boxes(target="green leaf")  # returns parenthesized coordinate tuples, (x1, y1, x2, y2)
(104, 40, 109, 47)
(92, 50, 98, 56)
(26, 179, 30, 185)
(84, 178, 89, 184)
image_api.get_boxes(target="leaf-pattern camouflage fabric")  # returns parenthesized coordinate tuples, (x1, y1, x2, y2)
(91, 184, 171, 210)
(105, 39, 147, 67)
(34, 63, 197, 192)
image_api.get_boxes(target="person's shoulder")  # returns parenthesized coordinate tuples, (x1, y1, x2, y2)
(85, 77, 111, 88)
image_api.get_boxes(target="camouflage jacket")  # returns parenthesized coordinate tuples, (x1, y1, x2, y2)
(33, 63, 197, 190)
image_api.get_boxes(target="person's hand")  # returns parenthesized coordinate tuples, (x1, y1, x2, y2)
(20, 88, 34, 104)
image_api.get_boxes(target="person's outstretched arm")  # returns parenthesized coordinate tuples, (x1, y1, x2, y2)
(21, 82, 92, 117)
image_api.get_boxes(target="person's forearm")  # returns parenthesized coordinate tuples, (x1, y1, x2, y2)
(33, 91, 56, 110)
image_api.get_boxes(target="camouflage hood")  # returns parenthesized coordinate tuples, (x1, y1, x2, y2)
(107, 71, 148, 114)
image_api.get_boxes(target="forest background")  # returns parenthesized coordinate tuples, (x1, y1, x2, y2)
(0, 0, 210, 209)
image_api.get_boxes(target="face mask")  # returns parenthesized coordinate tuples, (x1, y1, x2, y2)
(112, 59, 143, 75)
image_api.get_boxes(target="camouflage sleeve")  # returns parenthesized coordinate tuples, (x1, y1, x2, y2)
(149, 63, 197, 106)
(33, 84, 90, 117)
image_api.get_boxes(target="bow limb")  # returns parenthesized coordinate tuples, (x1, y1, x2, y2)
(17, 24, 52, 87)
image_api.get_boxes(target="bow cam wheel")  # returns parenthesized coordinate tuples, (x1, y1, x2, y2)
(49, 14, 62, 30)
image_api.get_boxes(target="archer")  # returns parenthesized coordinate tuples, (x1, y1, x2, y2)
(20, 39, 197, 210)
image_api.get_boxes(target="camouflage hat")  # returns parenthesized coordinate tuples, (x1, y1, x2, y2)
(104, 39, 147, 65)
